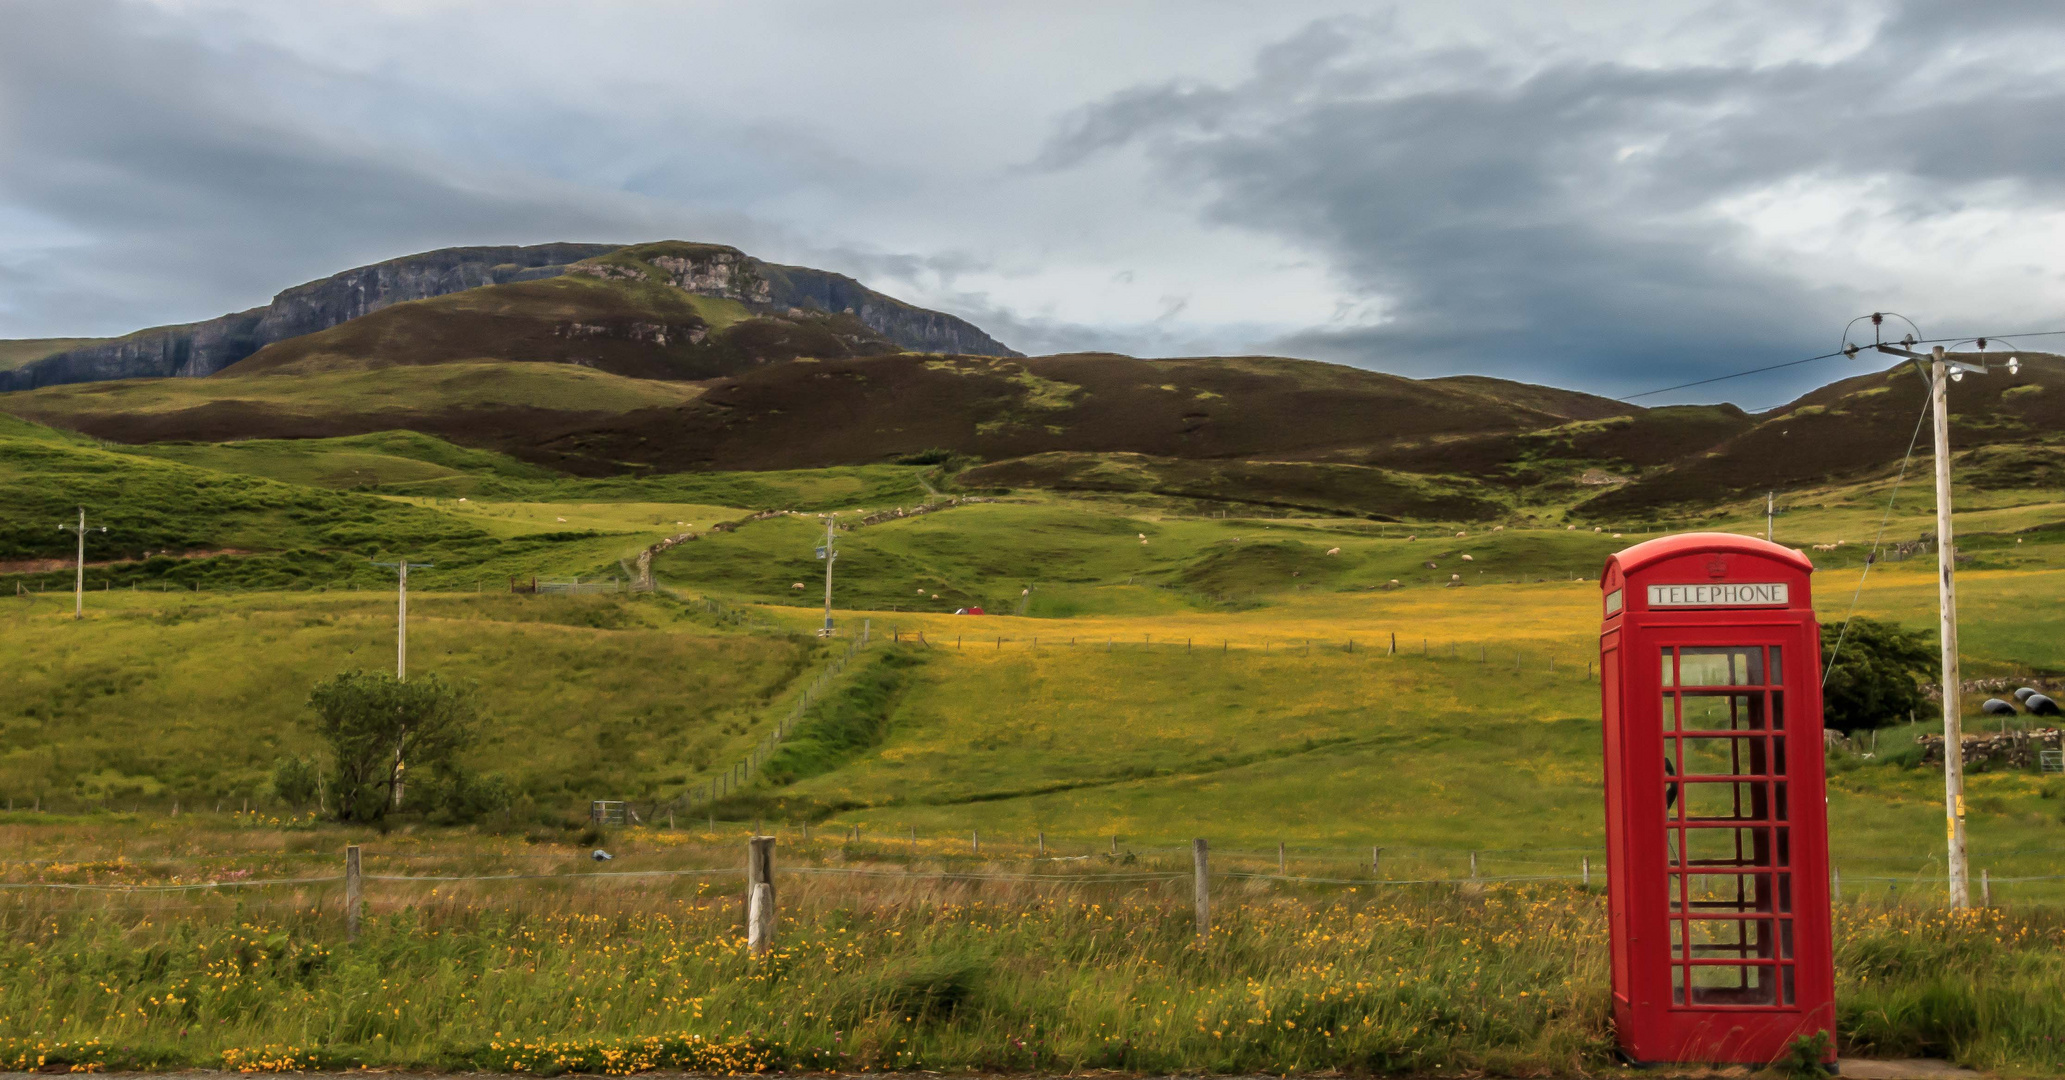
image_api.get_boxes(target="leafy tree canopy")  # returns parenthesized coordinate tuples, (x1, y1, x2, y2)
(1820, 617, 1936, 734)
(307, 670, 482, 822)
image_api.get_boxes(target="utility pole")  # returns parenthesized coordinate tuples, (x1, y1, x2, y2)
(1924, 347, 1969, 908)
(1765, 492, 1774, 543)
(371, 558, 432, 811)
(55, 507, 106, 620)
(372, 560, 434, 680)
(816, 515, 837, 637)
(1851, 315, 2022, 909)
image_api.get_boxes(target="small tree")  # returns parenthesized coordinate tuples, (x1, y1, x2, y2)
(307, 670, 481, 822)
(1821, 617, 1936, 734)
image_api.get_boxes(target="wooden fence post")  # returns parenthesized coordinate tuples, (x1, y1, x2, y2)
(1037, 831, 1045, 855)
(747, 835, 776, 957)
(972, 829, 979, 854)
(1582, 855, 1590, 888)
(1469, 851, 1479, 880)
(1278, 841, 1286, 875)
(1981, 868, 1990, 907)
(1193, 838, 1210, 938)
(345, 845, 362, 941)
(1110, 833, 1118, 854)
(1372, 846, 1382, 874)
(1831, 865, 1841, 904)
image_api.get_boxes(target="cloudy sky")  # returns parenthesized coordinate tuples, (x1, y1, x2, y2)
(4, 0, 2064, 405)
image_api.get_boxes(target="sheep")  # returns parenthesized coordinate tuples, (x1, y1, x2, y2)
(792, 582, 806, 590)
(1461, 554, 1474, 562)
(1326, 547, 1341, 555)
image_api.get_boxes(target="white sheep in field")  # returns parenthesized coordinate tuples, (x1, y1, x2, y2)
(792, 582, 806, 590)
(1326, 547, 1341, 555)
(1461, 554, 1474, 562)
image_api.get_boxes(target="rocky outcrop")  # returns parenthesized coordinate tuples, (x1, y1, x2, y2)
(2, 243, 617, 391)
(755, 260, 1018, 357)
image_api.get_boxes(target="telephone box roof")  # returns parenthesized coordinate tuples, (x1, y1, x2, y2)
(1606, 531, 1814, 577)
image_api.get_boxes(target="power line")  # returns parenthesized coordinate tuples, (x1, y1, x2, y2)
(1618, 350, 1846, 402)
(1615, 325, 2065, 404)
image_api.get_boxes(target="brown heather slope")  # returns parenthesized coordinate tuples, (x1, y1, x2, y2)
(509, 352, 1585, 474)
(1577, 353, 2065, 516)
(1425, 374, 1632, 421)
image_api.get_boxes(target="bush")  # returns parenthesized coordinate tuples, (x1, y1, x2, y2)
(269, 756, 321, 809)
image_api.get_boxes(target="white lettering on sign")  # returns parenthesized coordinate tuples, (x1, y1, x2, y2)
(1646, 582, 1790, 608)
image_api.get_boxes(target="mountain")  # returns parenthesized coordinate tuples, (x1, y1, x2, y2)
(7, 237, 2063, 523)
(0, 241, 1015, 391)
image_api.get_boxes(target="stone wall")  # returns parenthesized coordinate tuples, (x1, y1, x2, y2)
(1916, 728, 2063, 768)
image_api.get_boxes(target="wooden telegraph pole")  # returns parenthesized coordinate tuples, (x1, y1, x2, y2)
(1857, 317, 2025, 909)
(371, 559, 432, 811)
(56, 507, 106, 619)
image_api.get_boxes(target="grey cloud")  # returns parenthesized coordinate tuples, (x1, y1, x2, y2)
(1038, 1, 2065, 404)
(0, 0, 769, 336)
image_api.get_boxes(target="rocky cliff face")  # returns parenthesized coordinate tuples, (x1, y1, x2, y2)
(580, 244, 1018, 358)
(756, 261, 1017, 357)
(1, 243, 617, 391)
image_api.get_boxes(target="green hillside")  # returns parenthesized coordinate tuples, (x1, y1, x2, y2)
(124, 430, 558, 489)
(0, 590, 816, 809)
(0, 338, 109, 371)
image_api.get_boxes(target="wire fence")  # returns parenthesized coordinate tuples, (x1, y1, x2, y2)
(5, 834, 2061, 906)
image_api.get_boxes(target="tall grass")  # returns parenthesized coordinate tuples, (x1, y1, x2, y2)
(1, 877, 2060, 1074)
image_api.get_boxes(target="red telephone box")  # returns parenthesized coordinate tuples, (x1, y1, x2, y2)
(1599, 533, 1835, 1065)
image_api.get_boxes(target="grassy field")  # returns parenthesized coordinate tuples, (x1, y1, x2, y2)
(0, 865, 2059, 1075)
(0, 429, 2060, 1073)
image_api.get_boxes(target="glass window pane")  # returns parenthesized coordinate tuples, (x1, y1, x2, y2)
(1682, 735, 1769, 776)
(1686, 917, 1771, 960)
(1684, 781, 1781, 822)
(1682, 826, 1766, 868)
(1681, 692, 1769, 731)
(1661, 648, 1675, 688)
(1679, 647, 1763, 686)
(1679, 872, 1770, 911)
(1768, 646, 1783, 685)
(1690, 963, 1777, 1006)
